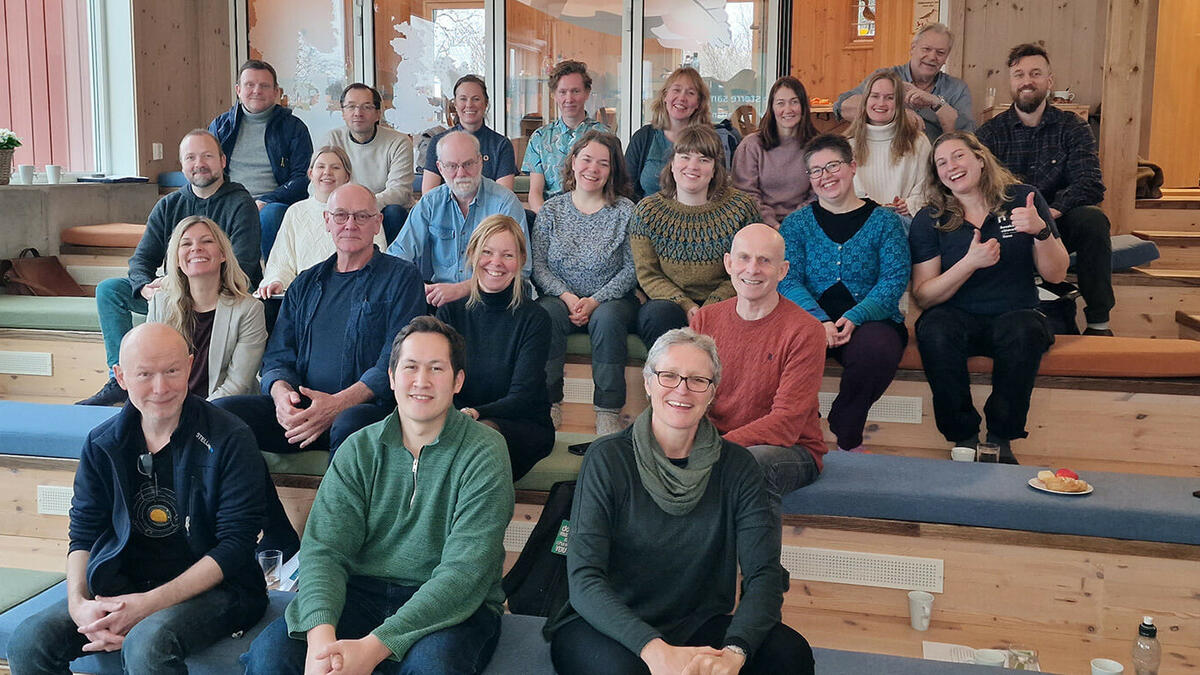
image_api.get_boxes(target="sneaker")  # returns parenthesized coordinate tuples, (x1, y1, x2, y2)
(595, 409, 623, 436)
(1082, 327, 1114, 337)
(76, 377, 128, 406)
(550, 402, 562, 430)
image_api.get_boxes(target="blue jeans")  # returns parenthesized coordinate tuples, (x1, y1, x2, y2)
(382, 204, 409, 246)
(7, 583, 261, 675)
(242, 576, 501, 675)
(538, 294, 639, 410)
(96, 276, 149, 371)
(212, 394, 394, 458)
(259, 202, 290, 260)
(636, 299, 688, 351)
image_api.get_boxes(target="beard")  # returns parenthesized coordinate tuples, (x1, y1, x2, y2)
(450, 177, 481, 201)
(1014, 88, 1046, 114)
(189, 170, 219, 189)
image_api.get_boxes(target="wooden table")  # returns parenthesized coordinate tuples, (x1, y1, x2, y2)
(979, 102, 1090, 123)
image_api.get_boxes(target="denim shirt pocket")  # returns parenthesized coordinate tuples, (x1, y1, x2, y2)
(430, 224, 463, 281)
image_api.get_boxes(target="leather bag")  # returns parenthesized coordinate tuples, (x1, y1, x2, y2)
(0, 248, 86, 296)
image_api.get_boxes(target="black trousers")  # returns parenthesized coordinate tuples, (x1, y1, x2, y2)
(1058, 205, 1114, 324)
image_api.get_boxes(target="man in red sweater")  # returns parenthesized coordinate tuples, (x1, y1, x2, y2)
(692, 223, 828, 503)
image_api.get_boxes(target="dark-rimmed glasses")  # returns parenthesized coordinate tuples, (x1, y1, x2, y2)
(806, 160, 847, 178)
(326, 210, 380, 225)
(652, 370, 714, 393)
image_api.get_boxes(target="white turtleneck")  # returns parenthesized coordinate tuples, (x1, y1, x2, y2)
(849, 119, 932, 216)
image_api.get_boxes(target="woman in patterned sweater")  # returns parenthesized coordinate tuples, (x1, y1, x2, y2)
(631, 125, 760, 349)
(779, 134, 910, 452)
(533, 131, 638, 435)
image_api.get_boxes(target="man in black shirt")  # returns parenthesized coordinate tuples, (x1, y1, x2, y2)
(977, 43, 1115, 335)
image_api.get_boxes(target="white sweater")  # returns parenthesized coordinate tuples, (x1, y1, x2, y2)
(325, 126, 414, 208)
(260, 197, 388, 290)
(849, 120, 932, 216)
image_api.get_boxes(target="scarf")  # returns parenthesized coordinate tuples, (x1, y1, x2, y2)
(630, 408, 722, 516)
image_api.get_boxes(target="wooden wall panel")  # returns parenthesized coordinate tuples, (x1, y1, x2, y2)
(1099, 0, 1150, 232)
(789, 0, 914, 101)
(1147, 0, 1200, 188)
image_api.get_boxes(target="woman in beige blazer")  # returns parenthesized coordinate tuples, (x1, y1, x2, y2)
(148, 215, 267, 399)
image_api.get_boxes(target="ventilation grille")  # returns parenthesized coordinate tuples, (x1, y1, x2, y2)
(0, 350, 53, 376)
(37, 485, 74, 516)
(563, 377, 594, 405)
(504, 520, 536, 552)
(819, 392, 922, 424)
(781, 546, 943, 593)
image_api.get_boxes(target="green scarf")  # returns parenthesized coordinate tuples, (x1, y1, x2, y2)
(630, 408, 722, 516)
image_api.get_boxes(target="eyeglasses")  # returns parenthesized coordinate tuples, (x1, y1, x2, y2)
(438, 158, 481, 174)
(806, 160, 847, 178)
(341, 103, 378, 112)
(326, 210, 380, 225)
(652, 370, 714, 393)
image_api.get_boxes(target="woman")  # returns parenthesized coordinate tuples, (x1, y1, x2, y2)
(625, 67, 737, 201)
(547, 328, 815, 675)
(909, 131, 1069, 463)
(845, 70, 932, 222)
(732, 76, 820, 228)
(422, 75, 516, 193)
(778, 134, 909, 453)
(533, 131, 638, 436)
(631, 125, 759, 349)
(258, 145, 386, 296)
(437, 214, 554, 480)
(148, 215, 267, 399)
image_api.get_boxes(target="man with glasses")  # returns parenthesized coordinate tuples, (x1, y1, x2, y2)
(209, 59, 313, 259)
(215, 184, 425, 461)
(387, 131, 528, 307)
(324, 83, 414, 244)
(692, 223, 827, 502)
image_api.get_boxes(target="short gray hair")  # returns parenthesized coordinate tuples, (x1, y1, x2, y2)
(911, 22, 954, 50)
(643, 328, 722, 388)
(436, 130, 481, 158)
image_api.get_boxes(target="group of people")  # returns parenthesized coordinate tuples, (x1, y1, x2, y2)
(12, 21, 1119, 675)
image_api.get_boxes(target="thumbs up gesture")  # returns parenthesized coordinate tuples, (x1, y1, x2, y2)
(964, 227, 1001, 270)
(1010, 191, 1045, 236)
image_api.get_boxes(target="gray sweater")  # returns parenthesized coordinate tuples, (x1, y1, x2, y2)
(531, 193, 637, 302)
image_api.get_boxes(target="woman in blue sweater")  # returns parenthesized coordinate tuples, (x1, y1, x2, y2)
(437, 214, 554, 480)
(779, 134, 910, 452)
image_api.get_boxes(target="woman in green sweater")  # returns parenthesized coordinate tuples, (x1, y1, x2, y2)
(630, 125, 760, 349)
(547, 328, 814, 675)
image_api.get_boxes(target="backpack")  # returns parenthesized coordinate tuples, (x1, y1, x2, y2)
(501, 480, 575, 617)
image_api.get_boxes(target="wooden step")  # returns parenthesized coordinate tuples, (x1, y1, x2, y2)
(1179, 310, 1200, 340)
(1131, 230, 1200, 267)
(1083, 270, 1200, 338)
(1128, 266, 1200, 284)
(1134, 187, 1200, 209)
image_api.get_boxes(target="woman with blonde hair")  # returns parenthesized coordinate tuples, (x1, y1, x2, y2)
(625, 67, 737, 200)
(148, 215, 267, 399)
(909, 131, 1069, 463)
(437, 214, 554, 479)
(845, 69, 932, 221)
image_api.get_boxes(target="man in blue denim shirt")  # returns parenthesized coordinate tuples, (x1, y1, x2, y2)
(216, 184, 425, 457)
(387, 131, 528, 307)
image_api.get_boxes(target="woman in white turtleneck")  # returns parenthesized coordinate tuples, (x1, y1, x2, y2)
(845, 69, 932, 222)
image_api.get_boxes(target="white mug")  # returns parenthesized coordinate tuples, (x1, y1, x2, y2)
(1091, 658, 1124, 674)
(1052, 90, 1076, 102)
(951, 446, 975, 462)
(45, 165, 62, 184)
(907, 590, 933, 631)
(975, 649, 1007, 666)
(17, 164, 35, 184)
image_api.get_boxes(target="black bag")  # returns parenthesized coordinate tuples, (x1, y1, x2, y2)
(502, 480, 575, 617)
(1037, 279, 1081, 335)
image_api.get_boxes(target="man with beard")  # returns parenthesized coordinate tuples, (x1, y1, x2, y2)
(80, 130, 261, 406)
(387, 131, 528, 308)
(977, 43, 1114, 336)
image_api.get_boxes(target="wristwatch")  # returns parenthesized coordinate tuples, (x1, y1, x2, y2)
(1034, 225, 1053, 241)
(931, 96, 947, 112)
(723, 644, 748, 658)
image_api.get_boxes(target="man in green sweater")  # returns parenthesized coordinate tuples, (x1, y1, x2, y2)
(243, 316, 515, 675)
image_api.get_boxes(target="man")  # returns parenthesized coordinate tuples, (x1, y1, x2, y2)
(691, 223, 828, 505)
(836, 23, 975, 142)
(977, 43, 1114, 335)
(522, 60, 608, 213)
(9, 323, 268, 674)
(324, 83, 414, 243)
(214, 184, 425, 456)
(209, 59, 313, 259)
(242, 316, 514, 675)
(387, 131, 528, 308)
(79, 130, 261, 407)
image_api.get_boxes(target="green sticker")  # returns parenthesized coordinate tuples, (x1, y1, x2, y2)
(551, 519, 570, 555)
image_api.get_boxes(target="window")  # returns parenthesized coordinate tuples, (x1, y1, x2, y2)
(854, 0, 877, 40)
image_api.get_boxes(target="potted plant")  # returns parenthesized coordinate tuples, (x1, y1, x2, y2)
(0, 129, 22, 185)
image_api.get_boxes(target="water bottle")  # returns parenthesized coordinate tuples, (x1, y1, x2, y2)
(1131, 615, 1161, 675)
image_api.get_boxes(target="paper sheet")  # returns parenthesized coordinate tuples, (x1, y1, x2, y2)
(922, 641, 976, 663)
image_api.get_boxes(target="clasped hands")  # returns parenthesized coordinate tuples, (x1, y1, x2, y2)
(559, 292, 600, 327)
(272, 382, 346, 447)
(641, 638, 746, 675)
(822, 317, 856, 348)
(71, 592, 158, 652)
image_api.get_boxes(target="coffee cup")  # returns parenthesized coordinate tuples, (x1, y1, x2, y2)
(17, 164, 34, 184)
(45, 165, 62, 184)
(951, 446, 975, 462)
(1091, 658, 1124, 674)
(907, 590, 933, 631)
(974, 649, 1007, 666)
(1052, 90, 1075, 103)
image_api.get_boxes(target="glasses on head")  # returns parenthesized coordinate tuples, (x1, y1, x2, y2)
(652, 370, 714, 393)
(806, 160, 847, 178)
(327, 210, 380, 225)
(438, 158, 481, 175)
(341, 103, 378, 112)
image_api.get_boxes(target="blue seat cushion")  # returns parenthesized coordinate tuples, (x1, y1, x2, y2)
(1068, 233, 1159, 271)
(782, 452, 1200, 546)
(0, 401, 120, 459)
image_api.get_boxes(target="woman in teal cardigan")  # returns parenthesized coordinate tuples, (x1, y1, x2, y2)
(779, 134, 910, 452)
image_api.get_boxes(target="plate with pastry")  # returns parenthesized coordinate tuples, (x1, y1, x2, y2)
(1029, 469, 1093, 495)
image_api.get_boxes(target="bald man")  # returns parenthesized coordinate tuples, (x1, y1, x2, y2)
(8, 323, 269, 674)
(691, 224, 828, 503)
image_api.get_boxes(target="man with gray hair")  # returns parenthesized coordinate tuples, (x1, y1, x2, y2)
(835, 23, 975, 142)
(387, 130, 528, 307)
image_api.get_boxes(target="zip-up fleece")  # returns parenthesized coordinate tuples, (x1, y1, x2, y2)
(208, 103, 313, 206)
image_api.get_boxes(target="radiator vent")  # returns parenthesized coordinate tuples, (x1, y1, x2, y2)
(0, 350, 53, 376)
(37, 485, 74, 516)
(780, 546, 943, 593)
(563, 377, 594, 405)
(818, 392, 923, 424)
(504, 520, 536, 553)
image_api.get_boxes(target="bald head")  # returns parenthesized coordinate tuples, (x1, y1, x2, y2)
(119, 322, 190, 367)
(733, 223, 786, 262)
(726, 223, 789, 306)
(114, 323, 193, 425)
(327, 183, 377, 213)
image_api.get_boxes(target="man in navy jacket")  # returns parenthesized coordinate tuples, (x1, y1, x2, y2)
(209, 59, 313, 259)
(8, 323, 268, 673)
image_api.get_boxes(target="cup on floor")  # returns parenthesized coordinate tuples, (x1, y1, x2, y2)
(974, 649, 1007, 666)
(907, 590, 933, 631)
(45, 165, 62, 184)
(951, 446, 975, 462)
(257, 549, 283, 590)
(1091, 658, 1124, 674)
(16, 164, 34, 184)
